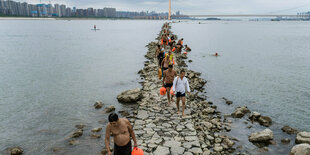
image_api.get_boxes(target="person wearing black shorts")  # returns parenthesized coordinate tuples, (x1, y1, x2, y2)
(172, 70, 191, 117)
(162, 65, 177, 105)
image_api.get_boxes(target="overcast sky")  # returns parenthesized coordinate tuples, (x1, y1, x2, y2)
(19, 0, 310, 14)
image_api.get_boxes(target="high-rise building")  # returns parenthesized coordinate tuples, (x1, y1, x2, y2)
(65, 7, 71, 17)
(47, 4, 53, 17)
(103, 7, 116, 17)
(29, 4, 38, 16)
(87, 8, 94, 16)
(97, 9, 104, 17)
(60, 4, 66, 16)
(54, 4, 60, 16)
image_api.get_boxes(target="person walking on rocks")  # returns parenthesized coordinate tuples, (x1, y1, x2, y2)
(162, 64, 177, 105)
(105, 113, 137, 155)
(173, 70, 191, 117)
(161, 55, 171, 72)
(156, 45, 164, 68)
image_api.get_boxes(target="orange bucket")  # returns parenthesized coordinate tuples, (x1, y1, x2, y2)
(132, 147, 144, 155)
(170, 87, 174, 95)
(160, 87, 166, 95)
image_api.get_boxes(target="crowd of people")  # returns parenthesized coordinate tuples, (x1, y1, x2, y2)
(158, 23, 191, 117)
(104, 22, 191, 155)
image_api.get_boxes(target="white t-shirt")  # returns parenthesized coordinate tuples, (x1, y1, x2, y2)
(172, 76, 190, 94)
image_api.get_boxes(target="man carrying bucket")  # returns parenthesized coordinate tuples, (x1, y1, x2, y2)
(105, 113, 138, 155)
(172, 69, 191, 117)
(162, 64, 177, 105)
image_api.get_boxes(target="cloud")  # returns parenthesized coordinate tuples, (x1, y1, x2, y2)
(17, 0, 310, 14)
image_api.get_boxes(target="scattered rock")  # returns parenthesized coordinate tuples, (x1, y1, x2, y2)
(103, 106, 115, 113)
(289, 143, 310, 155)
(72, 129, 83, 138)
(249, 112, 261, 121)
(119, 110, 130, 117)
(223, 137, 235, 148)
(117, 88, 142, 103)
(69, 139, 79, 145)
(249, 129, 273, 143)
(91, 134, 101, 139)
(282, 125, 299, 134)
(94, 101, 104, 109)
(52, 147, 62, 153)
(188, 60, 193, 63)
(10, 147, 23, 155)
(91, 127, 102, 132)
(226, 100, 233, 105)
(296, 132, 310, 144)
(281, 138, 291, 144)
(75, 124, 86, 129)
(203, 107, 215, 114)
(231, 106, 250, 118)
(258, 116, 272, 127)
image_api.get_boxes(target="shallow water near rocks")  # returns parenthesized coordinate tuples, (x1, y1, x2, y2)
(172, 20, 310, 154)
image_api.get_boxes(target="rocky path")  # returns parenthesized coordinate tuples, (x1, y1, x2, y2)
(129, 24, 227, 155)
(132, 48, 204, 155)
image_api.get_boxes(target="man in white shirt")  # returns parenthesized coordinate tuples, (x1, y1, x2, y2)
(172, 70, 191, 117)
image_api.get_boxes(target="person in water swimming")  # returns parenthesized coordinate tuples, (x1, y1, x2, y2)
(105, 113, 137, 155)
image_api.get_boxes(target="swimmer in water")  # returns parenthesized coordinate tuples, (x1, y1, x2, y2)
(213, 52, 219, 56)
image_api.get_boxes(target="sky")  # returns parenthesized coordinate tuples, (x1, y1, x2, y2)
(18, 0, 310, 14)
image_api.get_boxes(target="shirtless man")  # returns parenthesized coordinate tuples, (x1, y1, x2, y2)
(163, 65, 177, 105)
(105, 113, 137, 155)
(161, 55, 171, 72)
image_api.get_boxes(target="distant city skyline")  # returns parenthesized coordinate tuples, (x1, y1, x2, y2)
(0, 0, 183, 19)
(10, 0, 310, 15)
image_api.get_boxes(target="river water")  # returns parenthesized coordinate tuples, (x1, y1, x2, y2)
(0, 19, 163, 154)
(0, 20, 309, 154)
(172, 20, 310, 154)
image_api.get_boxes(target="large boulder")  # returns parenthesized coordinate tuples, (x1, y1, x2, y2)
(117, 88, 142, 103)
(296, 132, 310, 144)
(231, 106, 250, 118)
(289, 143, 310, 155)
(249, 129, 273, 143)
